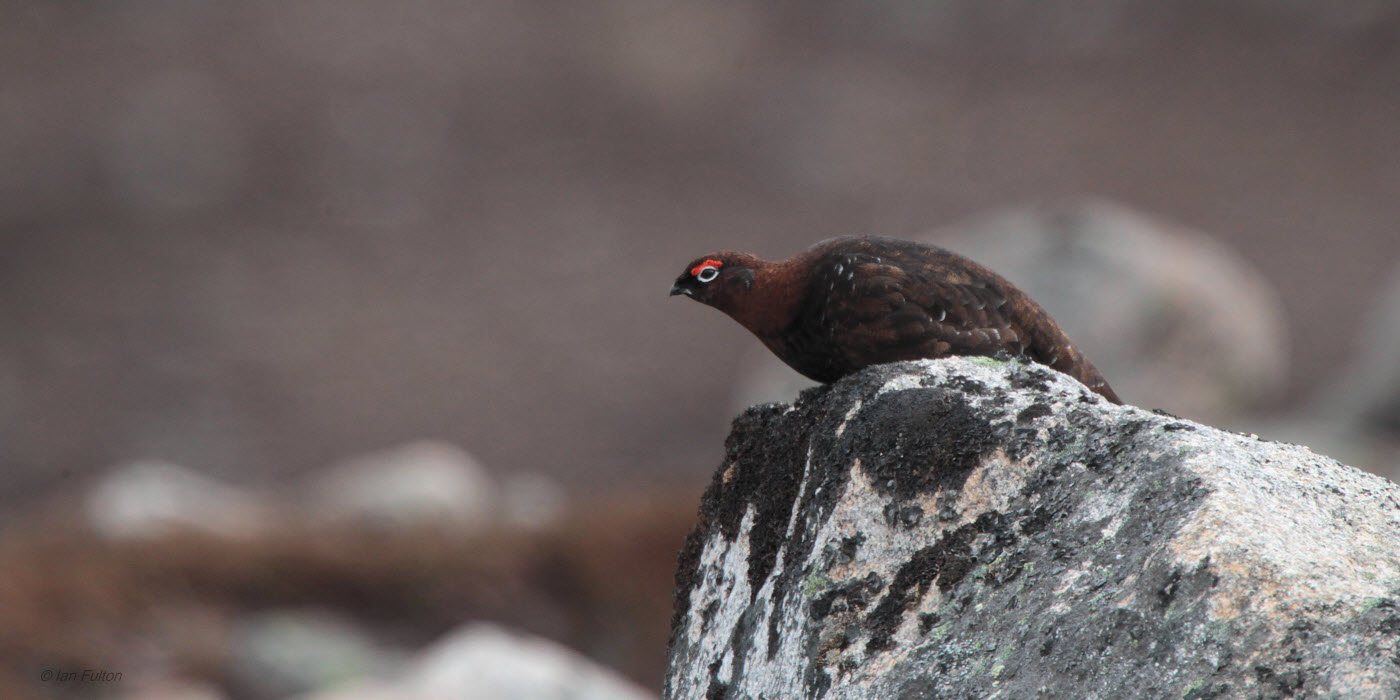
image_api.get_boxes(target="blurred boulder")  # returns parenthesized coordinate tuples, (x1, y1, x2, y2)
(114, 679, 230, 700)
(85, 459, 272, 539)
(300, 622, 654, 700)
(231, 609, 405, 700)
(297, 679, 401, 700)
(734, 199, 1288, 425)
(407, 623, 654, 700)
(1320, 264, 1400, 435)
(306, 441, 497, 530)
(1305, 264, 1400, 479)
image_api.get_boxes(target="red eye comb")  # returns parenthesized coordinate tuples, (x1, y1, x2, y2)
(691, 259, 724, 277)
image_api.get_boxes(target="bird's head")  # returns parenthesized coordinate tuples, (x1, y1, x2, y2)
(669, 252, 761, 313)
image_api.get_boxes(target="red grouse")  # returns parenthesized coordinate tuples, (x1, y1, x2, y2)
(670, 235, 1121, 404)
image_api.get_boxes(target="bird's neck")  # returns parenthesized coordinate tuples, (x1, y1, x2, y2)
(724, 259, 805, 342)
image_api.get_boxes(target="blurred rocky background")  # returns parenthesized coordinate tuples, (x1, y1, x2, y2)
(2, 1, 1399, 698)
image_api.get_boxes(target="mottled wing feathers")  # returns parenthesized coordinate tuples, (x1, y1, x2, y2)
(776, 237, 1120, 403)
(799, 249, 1024, 373)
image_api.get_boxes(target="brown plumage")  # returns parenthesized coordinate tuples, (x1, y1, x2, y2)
(669, 235, 1121, 404)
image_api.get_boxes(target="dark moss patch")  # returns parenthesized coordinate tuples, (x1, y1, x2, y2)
(865, 512, 1013, 652)
(804, 665, 832, 699)
(730, 406, 807, 547)
(1009, 366, 1053, 393)
(945, 373, 991, 396)
(1254, 665, 1305, 697)
(883, 503, 924, 529)
(1377, 615, 1400, 635)
(812, 571, 884, 620)
(821, 533, 866, 571)
(985, 548, 1031, 587)
(935, 492, 960, 522)
(1016, 402, 1053, 424)
(1005, 426, 1041, 462)
(896, 677, 941, 699)
(1155, 559, 1218, 610)
(1045, 424, 1076, 452)
(1183, 683, 1231, 700)
(705, 678, 728, 700)
(840, 388, 998, 500)
(700, 600, 719, 634)
(1053, 416, 1153, 477)
(918, 612, 940, 635)
(1018, 506, 1054, 536)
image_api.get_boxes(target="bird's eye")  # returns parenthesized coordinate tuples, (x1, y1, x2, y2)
(696, 266, 720, 283)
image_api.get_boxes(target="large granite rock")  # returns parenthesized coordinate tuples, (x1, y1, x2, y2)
(666, 358, 1400, 699)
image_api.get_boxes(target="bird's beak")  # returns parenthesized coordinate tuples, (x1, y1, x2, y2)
(670, 282, 692, 297)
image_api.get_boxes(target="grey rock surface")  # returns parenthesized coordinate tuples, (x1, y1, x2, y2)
(666, 358, 1400, 699)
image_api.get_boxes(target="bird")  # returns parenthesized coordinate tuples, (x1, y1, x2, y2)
(669, 235, 1121, 404)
